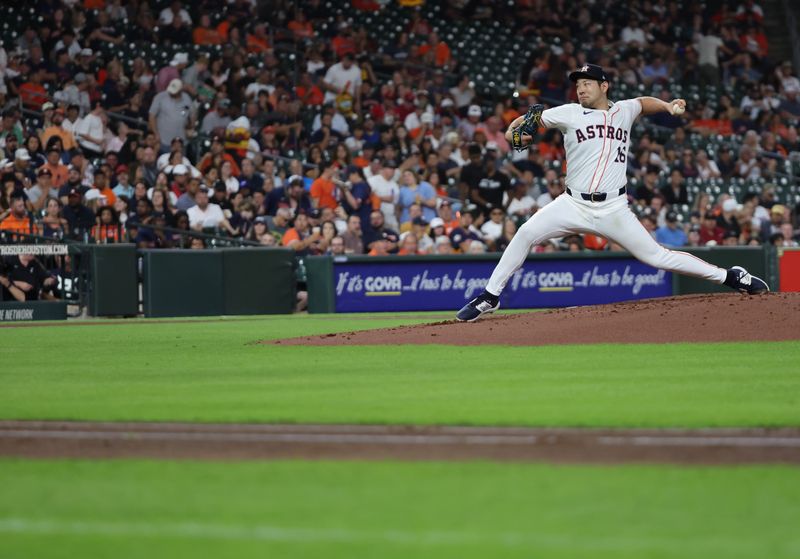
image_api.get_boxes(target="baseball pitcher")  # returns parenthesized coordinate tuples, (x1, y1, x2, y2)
(457, 63, 768, 322)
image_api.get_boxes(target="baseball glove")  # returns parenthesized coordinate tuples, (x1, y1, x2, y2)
(510, 103, 544, 152)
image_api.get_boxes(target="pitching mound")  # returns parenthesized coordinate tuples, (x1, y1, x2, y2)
(275, 293, 800, 346)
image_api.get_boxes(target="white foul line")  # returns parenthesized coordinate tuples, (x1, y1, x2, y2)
(0, 517, 783, 552)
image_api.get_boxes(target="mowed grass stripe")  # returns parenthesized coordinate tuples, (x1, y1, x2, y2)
(1, 316, 799, 427)
(0, 459, 798, 559)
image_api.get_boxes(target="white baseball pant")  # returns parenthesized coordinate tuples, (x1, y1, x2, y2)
(486, 193, 727, 295)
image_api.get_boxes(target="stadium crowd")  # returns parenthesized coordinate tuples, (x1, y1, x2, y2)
(0, 0, 798, 279)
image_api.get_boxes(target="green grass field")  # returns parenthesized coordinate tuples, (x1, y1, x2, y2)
(1, 459, 799, 559)
(1, 313, 799, 558)
(1, 315, 799, 426)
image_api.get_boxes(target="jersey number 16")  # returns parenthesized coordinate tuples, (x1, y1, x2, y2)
(613, 146, 627, 163)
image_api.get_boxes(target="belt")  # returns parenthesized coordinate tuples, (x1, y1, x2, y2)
(566, 186, 627, 203)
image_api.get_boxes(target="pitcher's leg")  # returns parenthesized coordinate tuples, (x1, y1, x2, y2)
(599, 203, 727, 283)
(486, 195, 588, 294)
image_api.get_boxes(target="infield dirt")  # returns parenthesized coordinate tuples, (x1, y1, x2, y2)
(2, 421, 799, 465)
(274, 293, 800, 347)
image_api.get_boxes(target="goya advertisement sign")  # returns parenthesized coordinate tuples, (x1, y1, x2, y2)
(333, 258, 672, 312)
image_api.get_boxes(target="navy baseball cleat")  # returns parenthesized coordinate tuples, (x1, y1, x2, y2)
(724, 266, 770, 294)
(456, 291, 500, 322)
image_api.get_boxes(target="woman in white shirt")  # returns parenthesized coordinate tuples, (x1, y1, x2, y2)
(695, 149, 721, 180)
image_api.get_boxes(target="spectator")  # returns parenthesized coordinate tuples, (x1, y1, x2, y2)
(149, 79, 193, 153)
(75, 101, 105, 158)
(449, 205, 483, 253)
(328, 235, 346, 256)
(201, 98, 233, 135)
(660, 169, 689, 205)
(480, 206, 506, 249)
(0, 254, 57, 301)
(265, 207, 292, 244)
(695, 150, 721, 181)
(41, 147, 69, 188)
(363, 210, 399, 254)
(91, 169, 117, 207)
(26, 167, 57, 212)
(309, 163, 339, 211)
(41, 198, 68, 239)
(112, 166, 133, 199)
(472, 151, 511, 217)
(778, 223, 799, 247)
(398, 169, 437, 224)
(40, 108, 77, 153)
(197, 135, 240, 177)
(367, 159, 400, 231)
(496, 218, 518, 253)
(759, 204, 786, 243)
(92, 205, 123, 243)
(341, 214, 364, 254)
(655, 211, 688, 247)
(266, 176, 312, 217)
(322, 53, 362, 114)
(282, 211, 324, 255)
(504, 180, 536, 222)
(478, 118, 511, 155)
(13, 148, 35, 184)
(0, 258, 25, 301)
(457, 105, 483, 140)
(0, 195, 38, 235)
(187, 186, 235, 235)
(699, 211, 725, 245)
(397, 232, 421, 255)
(61, 187, 95, 239)
(735, 146, 761, 180)
(635, 166, 660, 205)
(536, 172, 564, 208)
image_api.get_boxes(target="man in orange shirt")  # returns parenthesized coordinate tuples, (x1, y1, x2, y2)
(288, 11, 314, 39)
(281, 211, 322, 255)
(193, 13, 222, 45)
(0, 196, 39, 235)
(19, 68, 48, 110)
(92, 169, 117, 207)
(41, 147, 69, 188)
(296, 72, 324, 107)
(310, 163, 340, 211)
(246, 23, 270, 54)
(40, 108, 78, 152)
(417, 32, 452, 68)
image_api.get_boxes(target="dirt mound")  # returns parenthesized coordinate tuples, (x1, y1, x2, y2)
(274, 293, 800, 346)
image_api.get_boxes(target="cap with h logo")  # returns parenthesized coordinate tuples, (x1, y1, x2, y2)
(569, 64, 609, 83)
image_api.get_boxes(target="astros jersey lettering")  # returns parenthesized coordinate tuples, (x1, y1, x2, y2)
(541, 99, 641, 194)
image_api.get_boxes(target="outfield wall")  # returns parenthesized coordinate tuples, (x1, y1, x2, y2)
(306, 247, 770, 313)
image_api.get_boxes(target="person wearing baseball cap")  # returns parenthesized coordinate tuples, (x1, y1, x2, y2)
(654, 210, 688, 248)
(149, 73, 192, 153)
(568, 63, 610, 84)
(14, 148, 31, 163)
(61, 186, 95, 236)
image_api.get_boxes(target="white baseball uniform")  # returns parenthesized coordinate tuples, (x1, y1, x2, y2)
(485, 99, 727, 296)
